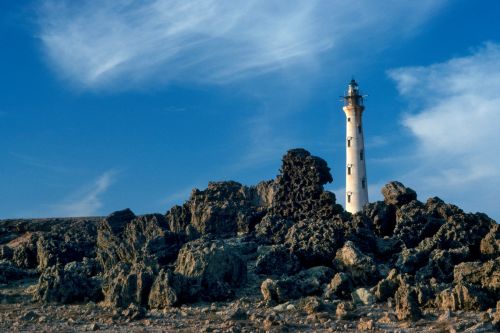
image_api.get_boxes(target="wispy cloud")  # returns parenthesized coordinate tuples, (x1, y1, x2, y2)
(388, 42, 500, 219)
(38, 0, 445, 89)
(51, 170, 117, 216)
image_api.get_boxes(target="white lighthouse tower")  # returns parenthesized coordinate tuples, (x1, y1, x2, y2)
(343, 79, 369, 213)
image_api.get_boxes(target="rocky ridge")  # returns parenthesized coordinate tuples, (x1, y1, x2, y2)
(0, 148, 498, 332)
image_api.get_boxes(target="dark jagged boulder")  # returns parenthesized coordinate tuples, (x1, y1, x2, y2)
(0, 260, 33, 283)
(36, 220, 98, 270)
(453, 258, 500, 295)
(97, 210, 182, 270)
(96, 209, 136, 270)
(166, 181, 265, 238)
(333, 241, 378, 286)
(324, 272, 354, 299)
(255, 245, 301, 276)
(416, 212, 494, 258)
(415, 246, 470, 283)
(148, 269, 186, 308)
(11, 232, 39, 269)
(284, 218, 346, 267)
(374, 269, 400, 301)
(0, 245, 13, 261)
(261, 266, 334, 303)
(33, 258, 102, 304)
(436, 283, 493, 311)
(123, 214, 183, 266)
(102, 262, 154, 308)
(381, 181, 417, 206)
(255, 215, 294, 245)
(395, 282, 421, 321)
(255, 180, 278, 209)
(481, 223, 500, 259)
(174, 238, 247, 301)
(393, 200, 444, 248)
(425, 196, 463, 220)
(165, 204, 192, 236)
(268, 149, 342, 222)
(363, 201, 396, 237)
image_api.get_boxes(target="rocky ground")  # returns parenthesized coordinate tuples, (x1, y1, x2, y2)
(0, 148, 499, 332)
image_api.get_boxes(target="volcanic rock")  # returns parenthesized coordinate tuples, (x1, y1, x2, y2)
(97, 210, 182, 270)
(284, 217, 346, 267)
(0, 260, 32, 283)
(394, 283, 421, 321)
(36, 219, 98, 270)
(334, 241, 378, 285)
(415, 246, 470, 283)
(255, 245, 301, 276)
(436, 283, 493, 311)
(174, 237, 246, 301)
(481, 223, 500, 259)
(33, 258, 102, 304)
(393, 200, 443, 248)
(148, 269, 184, 308)
(185, 181, 264, 236)
(254, 215, 294, 245)
(268, 149, 342, 222)
(0, 245, 13, 261)
(374, 269, 400, 302)
(381, 181, 417, 206)
(324, 272, 354, 299)
(260, 266, 334, 303)
(363, 201, 396, 237)
(453, 258, 500, 294)
(11, 232, 39, 269)
(165, 180, 272, 239)
(351, 287, 375, 305)
(101, 262, 154, 308)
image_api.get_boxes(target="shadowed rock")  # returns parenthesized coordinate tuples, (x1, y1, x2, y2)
(174, 237, 247, 301)
(33, 258, 102, 304)
(255, 245, 301, 276)
(333, 241, 378, 286)
(381, 181, 417, 206)
(261, 266, 334, 303)
(97, 210, 182, 270)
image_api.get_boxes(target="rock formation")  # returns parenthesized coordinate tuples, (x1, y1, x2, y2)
(0, 148, 498, 332)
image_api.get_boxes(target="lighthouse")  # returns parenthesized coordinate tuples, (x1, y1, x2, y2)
(343, 79, 369, 213)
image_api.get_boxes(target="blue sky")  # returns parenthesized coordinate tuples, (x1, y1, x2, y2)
(1, 0, 500, 221)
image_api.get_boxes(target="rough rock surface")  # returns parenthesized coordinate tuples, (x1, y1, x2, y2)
(255, 244, 301, 276)
(102, 263, 154, 308)
(334, 241, 378, 285)
(381, 181, 417, 206)
(436, 283, 493, 311)
(147, 269, 184, 308)
(174, 237, 247, 301)
(33, 258, 102, 304)
(261, 266, 334, 303)
(394, 283, 421, 321)
(324, 272, 353, 299)
(97, 210, 182, 270)
(166, 181, 266, 237)
(0, 148, 498, 332)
